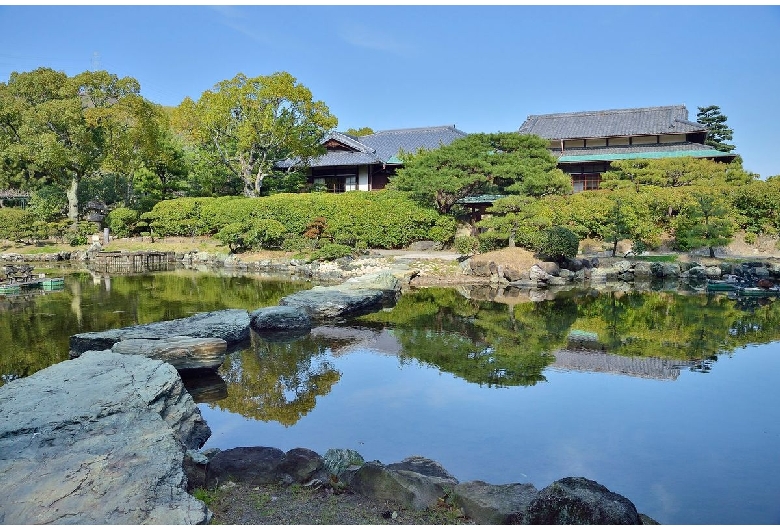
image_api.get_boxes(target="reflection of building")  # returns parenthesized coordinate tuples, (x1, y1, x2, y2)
(550, 349, 694, 381)
(518, 105, 738, 192)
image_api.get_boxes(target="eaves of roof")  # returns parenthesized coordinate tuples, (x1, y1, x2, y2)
(558, 149, 736, 163)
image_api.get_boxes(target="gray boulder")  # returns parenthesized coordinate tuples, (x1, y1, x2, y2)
(70, 309, 251, 357)
(323, 448, 366, 477)
(345, 456, 459, 511)
(535, 261, 561, 276)
(513, 476, 642, 525)
(205, 446, 326, 488)
(529, 264, 552, 283)
(280, 287, 385, 320)
(249, 306, 312, 336)
(0, 350, 211, 524)
(111, 336, 227, 371)
(453, 480, 538, 524)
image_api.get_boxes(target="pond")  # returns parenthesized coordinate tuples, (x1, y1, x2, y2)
(2, 269, 779, 524)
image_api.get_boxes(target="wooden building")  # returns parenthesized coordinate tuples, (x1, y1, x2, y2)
(278, 125, 467, 193)
(518, 105, 738, 192)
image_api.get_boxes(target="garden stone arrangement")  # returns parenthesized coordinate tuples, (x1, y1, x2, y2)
(2, 271, 657, 524)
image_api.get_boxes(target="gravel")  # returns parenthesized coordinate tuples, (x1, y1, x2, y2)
(198, 481, 474, 525)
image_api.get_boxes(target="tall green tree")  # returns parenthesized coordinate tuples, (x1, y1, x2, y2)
(697, 105, 736, 153)
(600, 157, 755, 190)
(390, 133, 570, 214)
(674, 192, 735, 257)
(0, 67, 143, 223)
(173, 71, 337, 197)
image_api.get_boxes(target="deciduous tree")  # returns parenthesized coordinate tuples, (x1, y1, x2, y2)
(173, 72, 337, 197)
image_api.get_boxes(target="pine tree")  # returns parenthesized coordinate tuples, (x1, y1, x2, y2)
(697, 105, 736, 153)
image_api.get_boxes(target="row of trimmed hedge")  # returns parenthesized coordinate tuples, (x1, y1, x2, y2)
(125, 191, 457, 251)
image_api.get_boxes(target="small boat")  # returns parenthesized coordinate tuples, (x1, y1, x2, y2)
(738, 287, 780, 297)
(706, 280, 738, 292)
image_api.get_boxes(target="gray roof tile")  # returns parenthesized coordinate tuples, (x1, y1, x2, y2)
(281, 125, 467, 169)
(519, 105, 707, 140)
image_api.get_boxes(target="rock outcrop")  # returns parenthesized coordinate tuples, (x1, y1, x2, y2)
(69, 308, 251, 358)
(279, 271, 401, 321)
(0, 350, 211, 524)
(185, 446, 655, 525)
(111, 336, 227, 371)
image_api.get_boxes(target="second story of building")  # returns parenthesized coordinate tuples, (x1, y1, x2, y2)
(518, 105, 737, 191)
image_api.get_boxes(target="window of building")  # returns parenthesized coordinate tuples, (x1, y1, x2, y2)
(571, 173, 602, 192)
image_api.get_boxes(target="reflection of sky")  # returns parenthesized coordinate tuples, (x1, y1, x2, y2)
(199, 342, 780, 525)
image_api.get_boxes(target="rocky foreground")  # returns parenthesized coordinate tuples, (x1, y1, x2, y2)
(0, 270, 660, 524)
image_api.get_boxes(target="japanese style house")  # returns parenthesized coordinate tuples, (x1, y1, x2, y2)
(278, 125, 467, 193)
(518, 105, 738, 192)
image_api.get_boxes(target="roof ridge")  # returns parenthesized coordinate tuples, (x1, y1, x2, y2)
(366, 125, 463, 136)
(524, 105, 687, 120)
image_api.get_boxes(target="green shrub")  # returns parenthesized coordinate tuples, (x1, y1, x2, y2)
(0, 208, 36, 242)
(454, 235, 479, 255)
(69, 222, 100, 247)
(536, 226, 580, 262)
(105, 207, 140, 238)
(310, 243, 354, 261)
(215, 218, 287, 252)
(477, 231, 508, 253)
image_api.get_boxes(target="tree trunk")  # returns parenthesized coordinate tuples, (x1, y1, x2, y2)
(66, 176, 79, 227)
(709, 246, 716, 258)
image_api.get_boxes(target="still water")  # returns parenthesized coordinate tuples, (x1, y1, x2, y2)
(2, 270, 779, 524)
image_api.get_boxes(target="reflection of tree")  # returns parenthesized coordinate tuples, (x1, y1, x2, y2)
(214, 333, 341, 427)
(0, 271, 309, 385)
(360, 289, 575, 387)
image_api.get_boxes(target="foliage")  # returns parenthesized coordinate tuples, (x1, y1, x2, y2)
(390, 133, 568, 214)
(0, 68, 147, 223)
(344, 127, 374, 136)
(0, 208, 36, 241)
(104, 207, 140, 238)
(27, 185, 67, 223)
(535, 226, 580, 262)
(454, 235, 479, 255)
(673, 192, 735, 257)
(68, 221, 99, 246)
(600, 157, 754, 190)
(172, 71, 337, 197)
(697, 105, 735, 153)
(144, 191, 455, 250)
(729, 177, 780, 235)
(215, 218, 286, 252)
(310, 243, 354, 261)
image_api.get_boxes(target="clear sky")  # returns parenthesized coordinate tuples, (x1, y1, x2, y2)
(1, 5, 778, 178)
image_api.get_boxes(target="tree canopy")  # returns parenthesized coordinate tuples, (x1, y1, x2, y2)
(389, 133, 571, 214)
(344, 126, 374, 137)
(697, 105, 736, 153)
(172, 71, 337, 197)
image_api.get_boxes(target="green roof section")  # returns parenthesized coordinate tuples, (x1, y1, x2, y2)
(385, 155, 403, 164)
(558, 150, 734, 163)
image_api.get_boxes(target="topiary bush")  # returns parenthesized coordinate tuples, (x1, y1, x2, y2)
(536, 226, 580, 262)
(310, 243, 354, 261)
(105, 207, 140, 238)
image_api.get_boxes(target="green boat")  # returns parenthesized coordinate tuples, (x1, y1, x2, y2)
(706, 280, 738, 292)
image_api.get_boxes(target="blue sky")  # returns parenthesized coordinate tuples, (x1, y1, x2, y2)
(1, 5, 779, 178)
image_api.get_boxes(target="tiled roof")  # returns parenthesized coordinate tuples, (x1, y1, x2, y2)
(281, 125, 467, 169)
(359, 125, 467, 161)
(519, 105, 708, 140)
(555, 142, 737, 163)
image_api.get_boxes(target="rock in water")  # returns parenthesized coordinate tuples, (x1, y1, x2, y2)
(0, 350, 211, 524)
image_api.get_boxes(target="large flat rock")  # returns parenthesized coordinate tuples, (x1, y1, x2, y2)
(0, 350, 211, 524)
(70, 308, 250, 357)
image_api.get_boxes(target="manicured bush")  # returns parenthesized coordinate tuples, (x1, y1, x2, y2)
(143, 191, 456, 250)
(0, 208, 36, 242)
(536, 226, 580, 262)
(454, 236, 479, 255)
(310, 243, 354, 261)
(105, 207, 140, 238)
